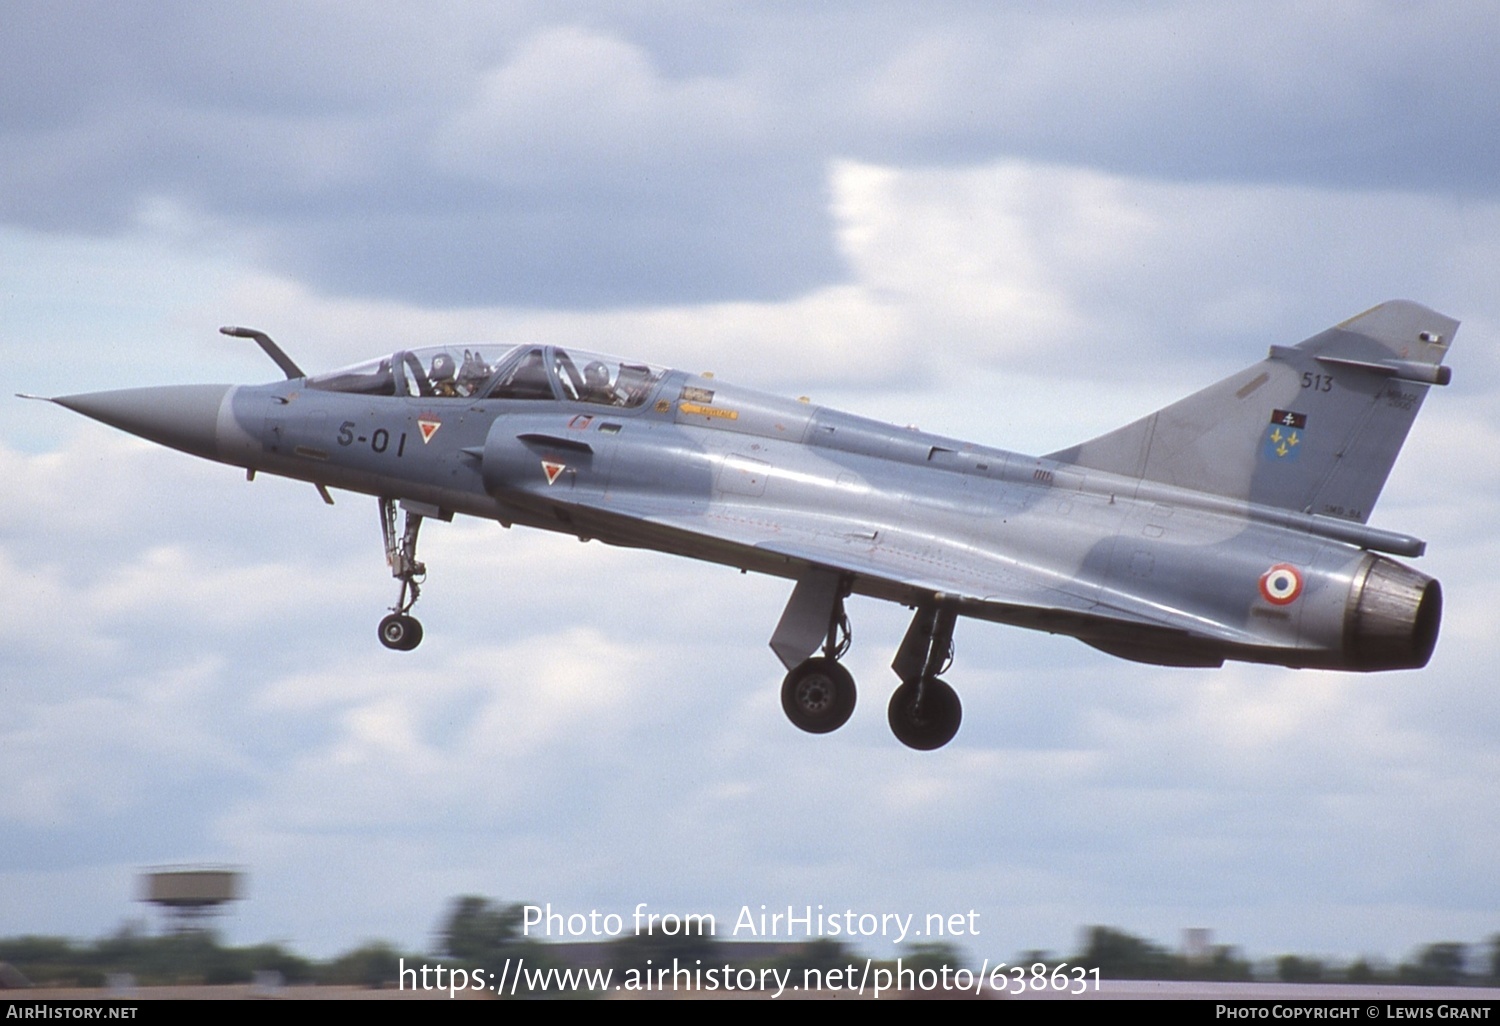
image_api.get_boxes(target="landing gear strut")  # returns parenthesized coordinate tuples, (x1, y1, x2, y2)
(378, 497, 425, 651)
(888, 600, 962, 750)
(781, 595, 856, 733)
(777, 574, 857, 734)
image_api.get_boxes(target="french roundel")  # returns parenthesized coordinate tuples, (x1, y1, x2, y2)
(1259, 563, 1303, 605)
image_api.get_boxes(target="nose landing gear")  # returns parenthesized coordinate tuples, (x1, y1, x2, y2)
(378, 497, 426, 651)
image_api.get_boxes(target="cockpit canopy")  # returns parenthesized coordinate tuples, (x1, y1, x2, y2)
(306, 345, 666, 408)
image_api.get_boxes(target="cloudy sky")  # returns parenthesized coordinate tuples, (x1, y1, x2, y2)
(3, 2, 1498, 971)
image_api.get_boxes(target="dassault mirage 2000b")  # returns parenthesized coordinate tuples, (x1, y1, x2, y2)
(31, 300, 1454, 750)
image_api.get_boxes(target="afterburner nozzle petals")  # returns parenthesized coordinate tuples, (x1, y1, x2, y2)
(53, 384, 233, 462)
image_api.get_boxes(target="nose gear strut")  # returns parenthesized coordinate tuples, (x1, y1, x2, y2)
(378, 497, 427, 651)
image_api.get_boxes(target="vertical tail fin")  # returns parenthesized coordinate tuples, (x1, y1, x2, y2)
(1045, 301, 1458, 523)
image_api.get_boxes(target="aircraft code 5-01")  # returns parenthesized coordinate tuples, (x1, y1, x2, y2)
(336, 421, 408, 457)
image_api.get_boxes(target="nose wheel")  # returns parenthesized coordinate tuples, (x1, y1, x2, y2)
(378, 497, 427, 651)
(379, 612, 423, 651)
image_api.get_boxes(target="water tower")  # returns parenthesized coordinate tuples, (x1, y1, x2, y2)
(139, 867, 244, 934)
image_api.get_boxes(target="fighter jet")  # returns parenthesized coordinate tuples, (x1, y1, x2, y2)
(31, 300, 1454, 749)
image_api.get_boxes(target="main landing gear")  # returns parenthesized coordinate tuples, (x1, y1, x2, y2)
(780, 600, 856, 734)
(771, 573, 963, 750)
(773, 571, 857, 734)
(886, 602, 962, 751)
(378, 497, 425, 651)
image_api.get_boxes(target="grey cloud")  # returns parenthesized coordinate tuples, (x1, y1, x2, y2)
(5, 3, 1499, 308)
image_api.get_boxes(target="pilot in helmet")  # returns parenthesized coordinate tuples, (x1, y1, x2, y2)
(584, 360, 615, 404)
(429, 353, 458, 396)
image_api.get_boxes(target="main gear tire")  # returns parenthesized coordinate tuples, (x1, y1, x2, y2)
(887, 677, 961, 750)
(781, 657, 857, 734)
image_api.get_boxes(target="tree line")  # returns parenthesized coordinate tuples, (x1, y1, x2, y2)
(2, 900, 1496, 990)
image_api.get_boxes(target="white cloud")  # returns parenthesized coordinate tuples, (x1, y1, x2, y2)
(433, 25, 768, 185)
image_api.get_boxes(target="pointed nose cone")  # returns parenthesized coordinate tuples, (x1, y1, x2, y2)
(53, 384, 232, 461)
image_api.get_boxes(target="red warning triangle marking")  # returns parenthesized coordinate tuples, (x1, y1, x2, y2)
(417, 418, 441, 443)
(541, 460, 566, 485)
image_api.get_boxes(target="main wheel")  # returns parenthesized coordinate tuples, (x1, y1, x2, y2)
(378, 613, 423, 651)
(781, 657, 857, 734)
(887, 677, 962, 750)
